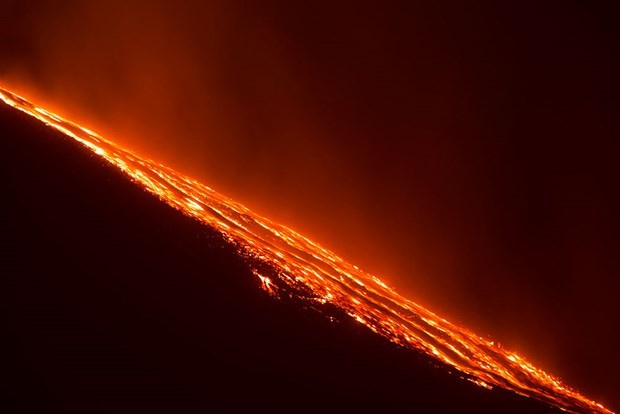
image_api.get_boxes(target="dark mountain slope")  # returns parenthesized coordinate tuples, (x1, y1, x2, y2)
(0, 104, 560, 413)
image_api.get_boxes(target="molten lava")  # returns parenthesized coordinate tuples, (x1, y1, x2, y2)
(0, 86, 612, 414)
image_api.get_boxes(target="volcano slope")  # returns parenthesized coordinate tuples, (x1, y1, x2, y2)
(0, 102, 566, 413)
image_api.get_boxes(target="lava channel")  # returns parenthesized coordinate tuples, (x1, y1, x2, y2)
(0, 86, 612, 414)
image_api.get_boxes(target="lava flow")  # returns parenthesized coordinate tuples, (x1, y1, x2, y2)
(0, 86, 612, 414)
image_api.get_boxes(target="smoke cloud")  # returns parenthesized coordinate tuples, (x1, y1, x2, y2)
(1, 1, 618, 408)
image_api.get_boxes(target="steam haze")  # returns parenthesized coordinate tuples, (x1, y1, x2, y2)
(2, 1, 618, 409)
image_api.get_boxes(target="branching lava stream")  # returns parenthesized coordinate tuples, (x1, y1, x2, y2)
(0, 86, 612, 414)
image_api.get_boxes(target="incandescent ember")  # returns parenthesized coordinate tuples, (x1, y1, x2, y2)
(0, 86, 612, 414)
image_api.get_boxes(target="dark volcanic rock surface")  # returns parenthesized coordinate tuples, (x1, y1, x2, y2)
(0, 104, 560, 413)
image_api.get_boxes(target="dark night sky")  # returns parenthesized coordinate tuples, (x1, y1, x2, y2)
(1, 1, 618, 409)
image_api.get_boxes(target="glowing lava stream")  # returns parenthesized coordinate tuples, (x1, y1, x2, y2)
(0, 86, 612, 414)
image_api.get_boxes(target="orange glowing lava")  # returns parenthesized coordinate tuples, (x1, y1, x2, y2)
(0, 86, 612, 414)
